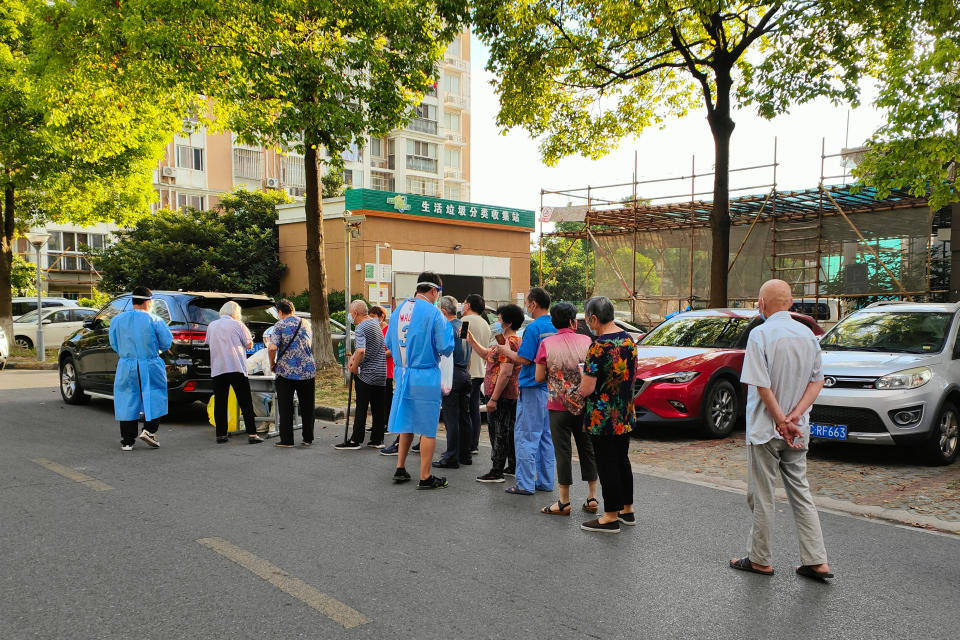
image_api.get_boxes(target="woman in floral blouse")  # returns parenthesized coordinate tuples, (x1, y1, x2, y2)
(575, 296, 637, 534)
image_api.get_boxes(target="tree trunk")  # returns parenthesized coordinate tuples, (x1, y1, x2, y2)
(0, 182, 15, 346)
(303, 138, 337, 368)
(707, 68, 735, 308)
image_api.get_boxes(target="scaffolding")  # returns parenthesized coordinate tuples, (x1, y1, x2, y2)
(539, 140, 941, 328)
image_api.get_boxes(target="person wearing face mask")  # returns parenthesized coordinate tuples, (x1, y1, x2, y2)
(385, 271, 455, 489)
(337, 300, 388, 450)
(493, 287, 556, 495)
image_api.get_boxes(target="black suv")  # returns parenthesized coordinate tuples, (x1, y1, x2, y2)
(58, 291, 278, 405)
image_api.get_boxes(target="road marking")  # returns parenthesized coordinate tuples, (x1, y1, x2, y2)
(31, 458, 113, 491)
(197, 537, 369, 629)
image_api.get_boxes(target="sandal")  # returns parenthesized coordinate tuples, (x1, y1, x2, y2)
(796, 565, 834, 581)
(729, 557, 774, 576)
(541, 501, 571, 516)
(505, 485, 534, 495)
(582, 497, 599, 513)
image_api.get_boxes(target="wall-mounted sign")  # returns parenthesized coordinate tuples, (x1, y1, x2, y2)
(364, 263, 391, 282)
(345, 189, 536, 230)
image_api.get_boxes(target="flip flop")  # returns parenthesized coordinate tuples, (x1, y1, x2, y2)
(505, 485, 534, 495)
(796, 565, 834, 581)
(541, 501, 571, 516)
(729, 557, 774, 576)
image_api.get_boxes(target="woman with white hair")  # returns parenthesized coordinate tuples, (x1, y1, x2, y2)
(204, 300, 264, 444)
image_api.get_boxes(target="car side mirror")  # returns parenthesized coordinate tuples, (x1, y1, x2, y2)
(83, 318, 103, 331)
(42, 319, 52, 325)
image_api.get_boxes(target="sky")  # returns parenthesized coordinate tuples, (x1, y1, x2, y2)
(467, 34, 889, 231)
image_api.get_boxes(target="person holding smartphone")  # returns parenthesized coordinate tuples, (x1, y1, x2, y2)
(433, 296, 475, 468)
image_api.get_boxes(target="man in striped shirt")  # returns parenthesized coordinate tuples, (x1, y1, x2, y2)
(338, 300, 388, 449)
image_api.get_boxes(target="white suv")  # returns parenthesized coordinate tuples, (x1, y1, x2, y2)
(812, 302, 960, 465)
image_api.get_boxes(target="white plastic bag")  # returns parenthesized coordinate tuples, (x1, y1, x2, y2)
(439, 354, 454, 396)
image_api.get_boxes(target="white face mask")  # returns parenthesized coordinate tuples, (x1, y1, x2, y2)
(346, 313, 354, 324)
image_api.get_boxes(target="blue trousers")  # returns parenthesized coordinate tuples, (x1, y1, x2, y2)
(514, 386, 555, 492)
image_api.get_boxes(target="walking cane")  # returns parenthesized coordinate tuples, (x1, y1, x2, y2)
(343, 370, 353, 442)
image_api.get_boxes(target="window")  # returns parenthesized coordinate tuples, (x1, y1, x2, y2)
(426, 83, 438, 97)
(343, 169, 363, 188)
(406, 177, 439, 197)
(341, 144, 362, 164)
(70, 309, 97, 322)
(47, 310, 72, 324)
(642, 317, 753, 349)
(406, 140, 438, 172)
(444, 184, 461, 200)
(176, 145, 204, 171)
(409, 105, 438, 134)
(45, 231, 104, 272)
(443, 112, 460, 132)
(151, 299, 172, 324)
(96, 298, 129, 328)
(233, 148, 263, 179)
(371, 171, 395, 192)
(281, 154, 306, 187)
(370, 138, 395, 169)
(177, 194, 205, 211)
(443, 73, 461, 95)
(446, 35, 461, 57)
(444, 148, 460, 169)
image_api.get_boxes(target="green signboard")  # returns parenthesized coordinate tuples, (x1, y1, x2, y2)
(344, 188, 535, 230)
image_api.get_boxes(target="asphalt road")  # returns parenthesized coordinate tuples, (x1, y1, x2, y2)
(1, 370, 958, 640)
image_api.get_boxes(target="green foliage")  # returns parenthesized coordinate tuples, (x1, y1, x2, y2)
(330, 310, 347, 326)
(280, 289, 366, 317)
(10, 251, 34, 296)
(593, 247, 662, 300)
(531, 224, 593, 303)
(89, 189, 287, 295)
(77, 287, 111, 310)
(322, 168, 345, 199)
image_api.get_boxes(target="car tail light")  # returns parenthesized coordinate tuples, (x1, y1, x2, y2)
(171, 330, 206, 345)
(183, 381, 197, 392)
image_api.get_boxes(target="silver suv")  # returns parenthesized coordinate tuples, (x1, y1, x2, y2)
(811, 302, 960, 465)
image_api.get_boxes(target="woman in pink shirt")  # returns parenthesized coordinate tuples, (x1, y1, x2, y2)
(534, 302, 598, 515)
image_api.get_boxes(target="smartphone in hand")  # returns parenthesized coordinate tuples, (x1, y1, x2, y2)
(495, 334, 506, 345)
(460, 323, 469, 339)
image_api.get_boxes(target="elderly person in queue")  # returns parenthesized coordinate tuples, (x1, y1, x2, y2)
(337, 299, 388, 449)
(267, 299, 316, 448)
(205, 301, 264, 444)
(434, 295, 474, 468)
(574, 296, 637, 533)
(535, 302, 598, 515)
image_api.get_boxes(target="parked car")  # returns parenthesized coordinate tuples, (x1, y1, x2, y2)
(575, 313, 646, 342)
(632, 308, 823, 438)
(58, 291, 277, 406)
(0, 324, 8, 369)
(790, 298, 842, 329)
(13, 307, 98, 349)
(484, 306, 533, 336)
(11, 296, 77, 321)
(812, 302, 960, 465)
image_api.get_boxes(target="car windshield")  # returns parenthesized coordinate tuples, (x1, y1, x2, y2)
(641, 316, 752, 348)
(16, 310, 40, 324)
(821, 311, 954, 354)
(187, 298, 278, 326)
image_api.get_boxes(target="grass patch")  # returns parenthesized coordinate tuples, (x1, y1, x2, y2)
(9, 346, 58, 363)
(315, 365, 351, 408)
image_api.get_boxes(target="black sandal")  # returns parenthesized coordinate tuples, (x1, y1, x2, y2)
(541, 501, 571, 516)
(796, 565, 834, 581)
(582, 497, 599, 513)
(729, 557, 774, 576)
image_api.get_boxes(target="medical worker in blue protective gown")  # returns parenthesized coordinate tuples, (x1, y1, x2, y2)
(385, 271, 455, 489)
(109, 286, 174, 451)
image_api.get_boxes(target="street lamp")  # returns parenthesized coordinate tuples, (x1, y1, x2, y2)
(26, 231, 51, 362)
(375, 242, 391, 307)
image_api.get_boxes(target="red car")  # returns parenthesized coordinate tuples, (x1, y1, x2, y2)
(633, 309, 823, 438)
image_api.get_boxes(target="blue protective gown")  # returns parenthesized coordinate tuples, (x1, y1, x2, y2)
(385, 297, 454, 437)
(109, 310, 174, 422)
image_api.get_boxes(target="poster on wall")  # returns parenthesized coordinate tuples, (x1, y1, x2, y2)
(365, 264, 392, 283)
(368, 283, 390, 304)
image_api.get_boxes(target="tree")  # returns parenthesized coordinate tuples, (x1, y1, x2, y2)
(472, 0, 901, 306)
(854, 0, 959, 211)
(322, 168, 345, 199)
(0, 0, 176, 342)
(9, 251, 35, 297)
(531, 222, 593, 302)
(79, 0, 470, 366)
(89, 189, 288, 295)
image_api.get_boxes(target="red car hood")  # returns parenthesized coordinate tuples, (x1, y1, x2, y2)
(635, 345, 733, 377)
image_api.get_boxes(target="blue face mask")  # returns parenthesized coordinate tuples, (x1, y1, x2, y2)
(346, 313, 354, 324)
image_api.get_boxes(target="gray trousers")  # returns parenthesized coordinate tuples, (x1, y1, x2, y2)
(747, 439, 828, 566)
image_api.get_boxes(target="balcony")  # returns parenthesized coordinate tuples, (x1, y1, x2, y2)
(370, 155, 396, 170)
(443, 131, 465, 145)
(444, 167, 465, 181)
(443, 94, 467, 110)
(408, 118, 438, 135)
(443, 56, 470, 72)
(406, 156, 438, 173)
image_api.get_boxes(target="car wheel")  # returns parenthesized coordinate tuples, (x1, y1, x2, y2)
(701, 379, 739, 438)
(15, 336, 32, 350)
(59, 356, 90, 405)
(923, 401, 959, 465)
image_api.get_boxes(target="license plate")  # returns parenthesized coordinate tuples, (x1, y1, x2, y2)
(810, 423, 847, 440)
(246, 342, 265, 355)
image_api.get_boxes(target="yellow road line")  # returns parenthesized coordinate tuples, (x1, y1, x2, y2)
(31, 458, 113, 491)
(197, 537, 369, 629)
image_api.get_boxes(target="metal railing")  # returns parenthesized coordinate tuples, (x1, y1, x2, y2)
(408, 118, 438, 135)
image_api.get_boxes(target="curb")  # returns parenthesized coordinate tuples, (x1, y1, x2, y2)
(3, 361, 58, 371)
(632, 463, 960, 536)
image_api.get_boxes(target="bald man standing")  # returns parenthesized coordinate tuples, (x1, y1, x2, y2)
(730, 280, 834, 582)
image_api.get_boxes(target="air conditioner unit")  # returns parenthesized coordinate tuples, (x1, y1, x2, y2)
(161, 167, 176, 178)
(265, 177, 280, 188)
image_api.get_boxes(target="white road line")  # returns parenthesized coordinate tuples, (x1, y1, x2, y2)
(31, 458, 113, 491)
(197, 537, 370, 629)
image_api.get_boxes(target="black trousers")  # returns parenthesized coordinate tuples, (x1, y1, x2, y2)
(590, 433, 634, 513)
(120, 419, 158, 446)
(440, 366, 473, 464)
(488, 398, 517, 473)
(469, 378, 483, 451)
(276, 376, 315, 446)
(213, 372, 258, 437)
(349, 376, 387, 445)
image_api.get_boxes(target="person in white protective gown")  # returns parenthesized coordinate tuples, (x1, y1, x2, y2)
(385, 271, 454, 489)
(109, 287, 173, 451)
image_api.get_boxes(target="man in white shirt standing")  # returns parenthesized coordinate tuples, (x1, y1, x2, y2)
(730, 279, 833, 582)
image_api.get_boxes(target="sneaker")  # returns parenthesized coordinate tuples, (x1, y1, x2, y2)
(581, 518, 620, 534)
(411, 443, 421, 453)
(367, 442, 386, 449)
(138, 430, 159, 448)
(333, 441, 362, 450)
(417, 475, 449, 490)
(432, 459, 459, 469)
(121, 444, 133, 452)
(476, 472, 505, 483)
(618, 512, 636, 526)
(380, 442, 399, 456)
(470, 448, 480, 455)
(393, 468, 412, 483)
(459, 458, 473, 466)
(503, 467, 515, 476)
